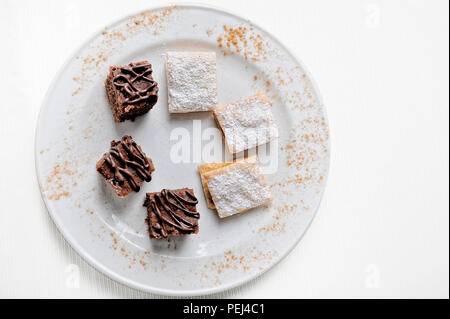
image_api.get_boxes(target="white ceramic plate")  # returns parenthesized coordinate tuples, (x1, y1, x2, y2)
(35, 4, 330, 296)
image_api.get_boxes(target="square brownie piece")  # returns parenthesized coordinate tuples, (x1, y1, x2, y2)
(96, 135, 155, 197)
(105, 61, 158, 122)
(165, 52, 218, 113)
(144, 188, 200, 239)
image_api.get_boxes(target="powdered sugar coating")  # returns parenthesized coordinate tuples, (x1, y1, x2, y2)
(204, 156, 271, 218)
(166, 52, 218, 113)
(213, 91, 278, 154)
(198, 162, 231, 209)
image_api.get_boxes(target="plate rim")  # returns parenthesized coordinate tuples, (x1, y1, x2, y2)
(34, 2, 331, 296)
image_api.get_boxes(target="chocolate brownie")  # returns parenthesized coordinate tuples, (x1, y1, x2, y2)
(144, 188, 200, 239)
(105, 61, 158, 122)
(96, 136, 155, 197)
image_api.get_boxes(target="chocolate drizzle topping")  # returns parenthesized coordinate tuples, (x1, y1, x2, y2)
(112, 62, 158, 106)
(104, 136, 153, 192)
(145, 189, 199, 238)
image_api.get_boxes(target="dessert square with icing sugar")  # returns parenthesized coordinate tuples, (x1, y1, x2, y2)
(198, 157, 257, 209)
(212, 91, 278, 154)
(202, 156, 271, 218)
(166, 52, 218, 113)
(198, 162, 233, 209)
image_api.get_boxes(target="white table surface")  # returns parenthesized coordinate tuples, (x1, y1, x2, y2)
(0, 0, 448, 299)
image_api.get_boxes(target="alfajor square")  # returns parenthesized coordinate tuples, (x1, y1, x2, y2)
(166, 52, 218, 113)
(202, 156, 271, 218)
(212, 91, 278, 154)
(197, 162, 232, 209)
(197, 157, 258, 209)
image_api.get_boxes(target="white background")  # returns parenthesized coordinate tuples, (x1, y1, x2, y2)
(0, 0, 448, 298)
